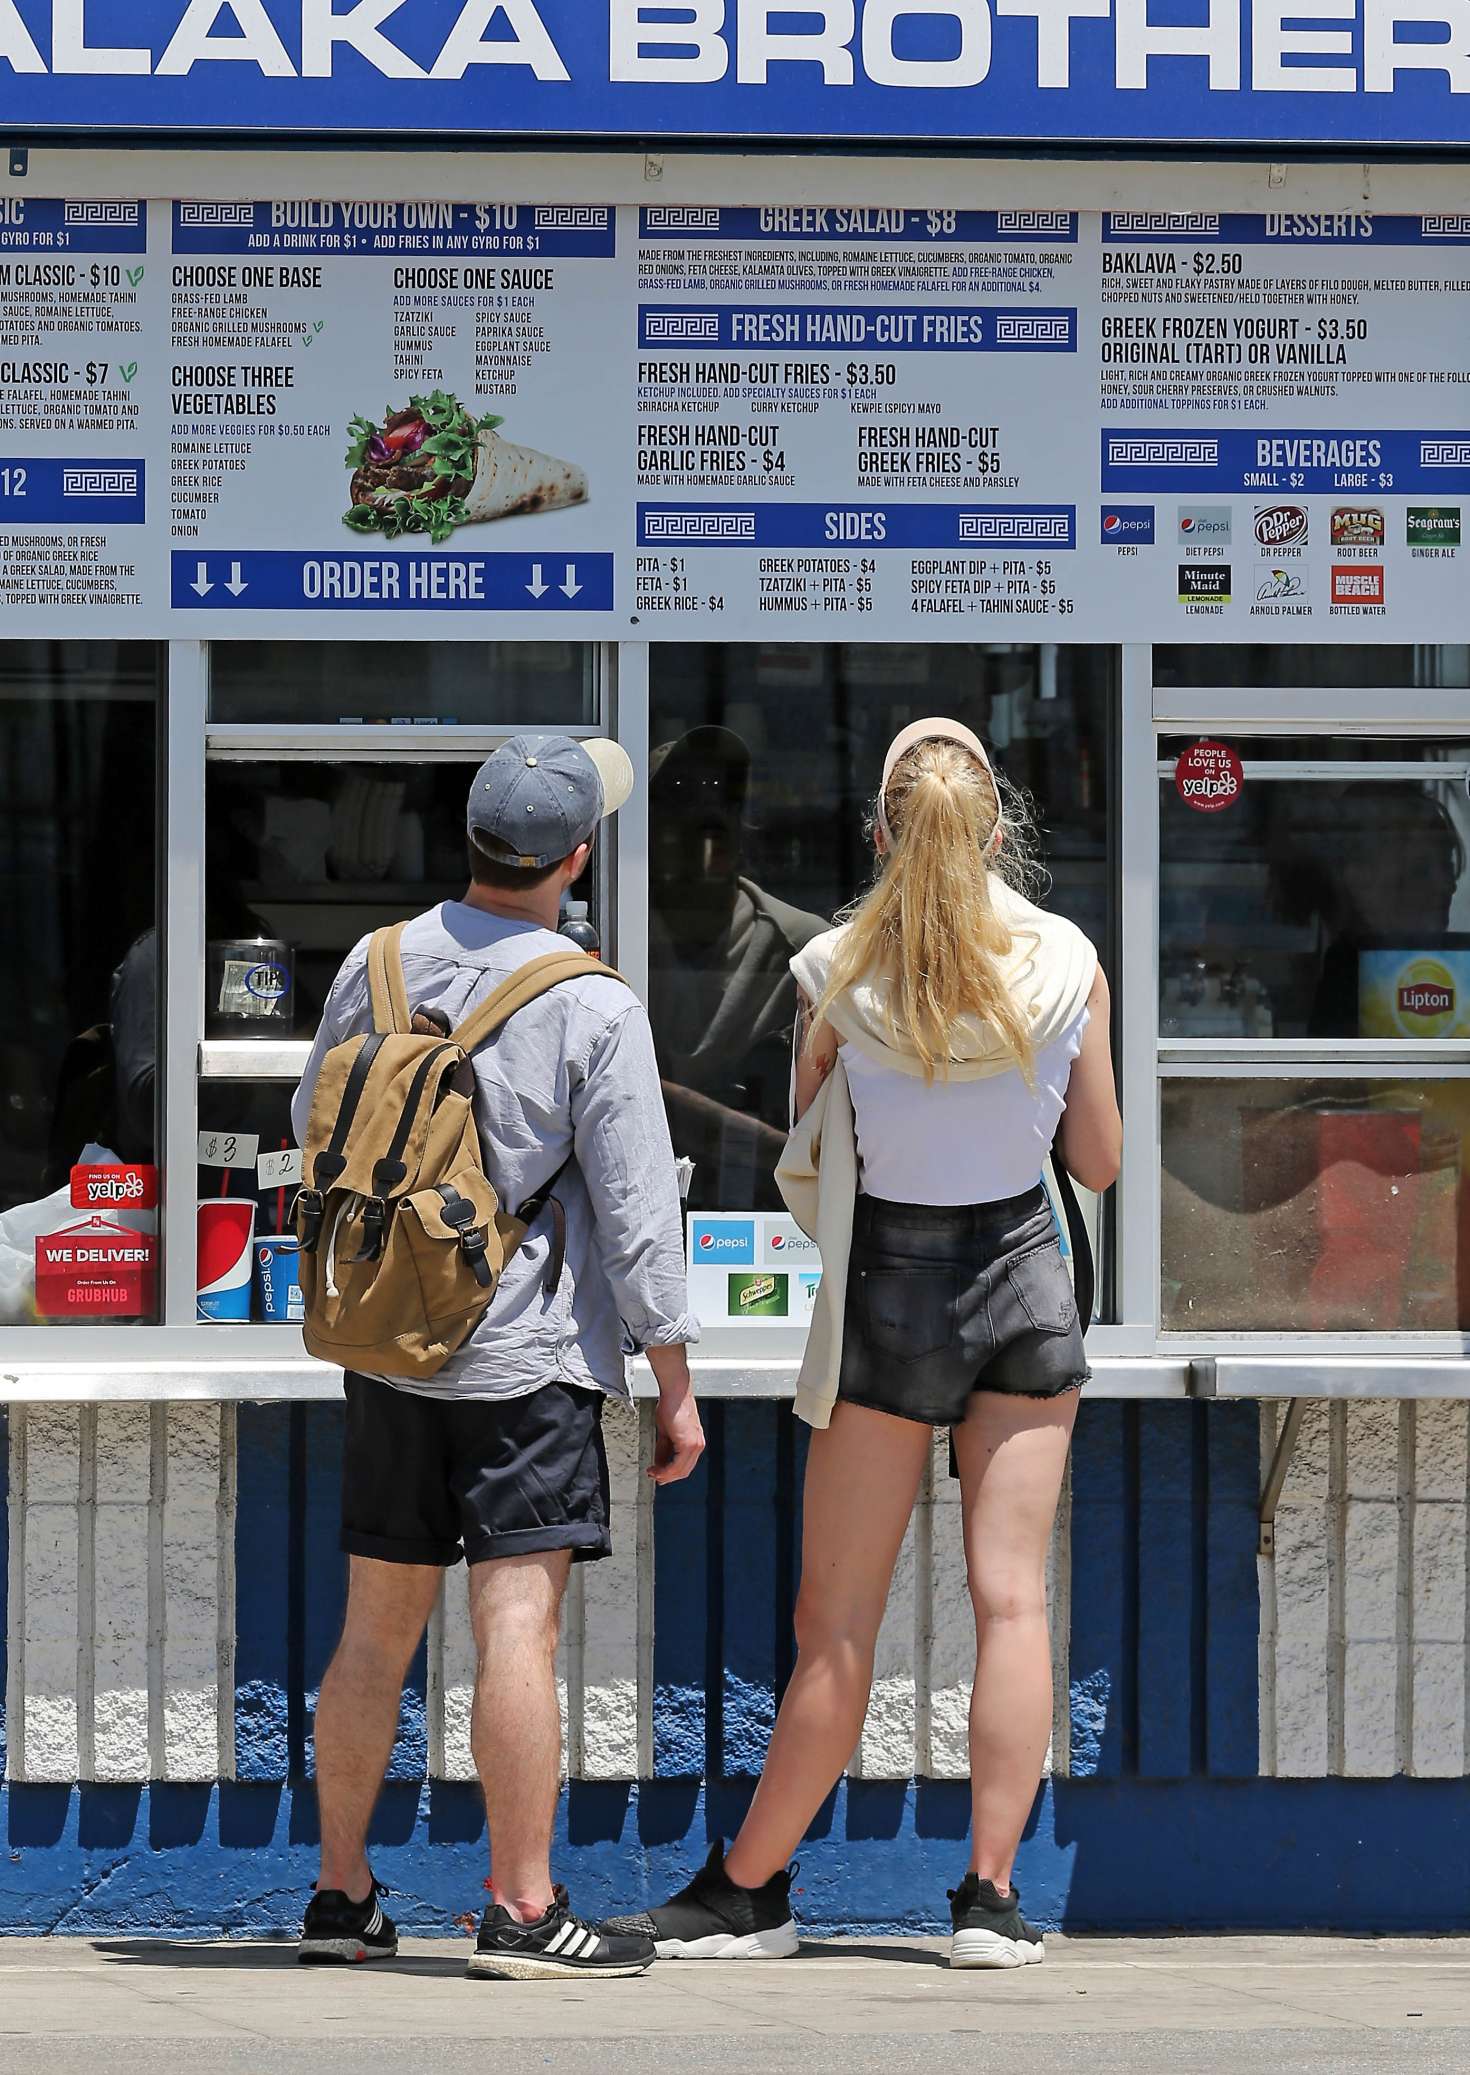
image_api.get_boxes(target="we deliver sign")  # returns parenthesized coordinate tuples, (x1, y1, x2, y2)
(35, 1215, 158, 1320)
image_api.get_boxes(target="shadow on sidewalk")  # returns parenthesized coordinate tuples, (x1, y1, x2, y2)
(91, 1940, 469, 1978)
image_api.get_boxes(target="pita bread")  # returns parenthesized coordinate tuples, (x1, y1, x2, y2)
(463, 428, 587, 520)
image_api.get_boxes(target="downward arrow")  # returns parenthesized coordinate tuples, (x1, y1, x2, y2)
(526, 562, 549, 599)
(224, 560, 248, 597)
(190, 562, 213, 598)
(560, 563, 582, 599)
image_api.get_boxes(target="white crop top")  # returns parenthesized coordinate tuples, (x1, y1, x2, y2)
(843, 1010, 1088, 1207)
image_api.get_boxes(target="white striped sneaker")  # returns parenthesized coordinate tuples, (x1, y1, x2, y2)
(297, 1877, 398, 1965)
(468, 1886, 656, 1981)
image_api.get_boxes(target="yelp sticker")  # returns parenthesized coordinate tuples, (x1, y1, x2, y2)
(1174, 739, 1243, 816)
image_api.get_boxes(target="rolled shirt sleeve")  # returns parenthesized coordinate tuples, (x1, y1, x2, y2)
(572, 1000, 699, 1352)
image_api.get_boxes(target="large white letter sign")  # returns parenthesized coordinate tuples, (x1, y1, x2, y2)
(1115, 0, 1241, 88)
(1364, 0, 1470, 89)
(1252, 0, 1353, 90)
(609, 0, 730, 80)
(158, 0, 297, 73)
(301, 0, 427, 78)
(0, 0, 46, 68)
(862, 0, 992, 85)
(54, 0, 150, 72)
(994, 0, 1109, 88)
(736, 0, 855, 83)
(431, 0, 571, 79)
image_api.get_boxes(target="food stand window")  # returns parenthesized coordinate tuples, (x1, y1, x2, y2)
(195, 640, 605, 1332)
(646, 641, 1119, 1331)
(0, 642, 164, 1328)
(1156, 669, 1470, 1348)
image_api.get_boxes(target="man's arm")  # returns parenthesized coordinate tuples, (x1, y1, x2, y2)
(573, 1001, 704, 1485)
(290, 938, 371, 1147)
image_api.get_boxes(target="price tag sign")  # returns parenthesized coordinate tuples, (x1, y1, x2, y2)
(197, 1129, 260, 1171)
(258, 1146, 304, 1189)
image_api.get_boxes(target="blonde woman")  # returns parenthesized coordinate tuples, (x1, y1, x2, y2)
(609, 719, 1121, 1968)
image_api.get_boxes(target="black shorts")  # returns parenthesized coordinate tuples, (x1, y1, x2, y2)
(837, 1187, 1089, 1427)
(340, 1373, 612, 1568)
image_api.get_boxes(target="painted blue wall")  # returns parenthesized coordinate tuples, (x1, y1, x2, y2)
(3, 1398, 1465, 1934)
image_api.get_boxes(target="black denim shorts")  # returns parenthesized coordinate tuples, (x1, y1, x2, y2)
(836, 1187, 1089, 1427)
(340, 1373, 611, 1568)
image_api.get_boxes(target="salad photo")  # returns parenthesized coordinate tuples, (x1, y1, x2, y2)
(343, 389, 588, 544)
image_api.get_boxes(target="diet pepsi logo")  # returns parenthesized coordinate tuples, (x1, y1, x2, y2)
(691, 1218, 755, 1265)
(1100, 506, 1154, 544)
(764, 1218, 818, 1262)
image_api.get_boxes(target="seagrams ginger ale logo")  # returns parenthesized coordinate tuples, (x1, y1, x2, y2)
(1396, 958, 1458, 1036)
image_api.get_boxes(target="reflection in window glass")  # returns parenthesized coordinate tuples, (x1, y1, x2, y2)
(0, 643, 162, 1325)
(1153, 645, 1469, 689)
(210, 641, 595, 727)
(1161, 740, 1470, 1038)
(1162, 1078, 1470, 1332)
(206, 759, 598, 1036)
(647, 644, 1115, 1217)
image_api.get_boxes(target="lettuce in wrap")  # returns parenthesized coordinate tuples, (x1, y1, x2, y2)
(343, 389, 588, 544)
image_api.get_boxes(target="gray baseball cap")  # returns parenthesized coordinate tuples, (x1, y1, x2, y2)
(467, 733, 634, 871)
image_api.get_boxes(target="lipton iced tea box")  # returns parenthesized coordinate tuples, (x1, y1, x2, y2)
(1359, 951, 1470, 1039)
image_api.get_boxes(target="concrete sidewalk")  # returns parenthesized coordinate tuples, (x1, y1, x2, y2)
(1, 1935, 1468, 2074)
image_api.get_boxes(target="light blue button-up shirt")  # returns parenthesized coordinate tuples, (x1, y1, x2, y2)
(292, 903, 698, 1402)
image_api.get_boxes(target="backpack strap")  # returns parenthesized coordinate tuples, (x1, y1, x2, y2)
(450, 951, 625, 1057)
(366, 924, 412, 1036)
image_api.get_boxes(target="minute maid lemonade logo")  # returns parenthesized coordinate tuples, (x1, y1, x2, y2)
(1359, 952, 1470, 1040)
(728, 1272, 789, 1319)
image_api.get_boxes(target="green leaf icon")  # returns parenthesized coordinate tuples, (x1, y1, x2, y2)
(126, 266, 144, 288)
(119, 362, 138, 385)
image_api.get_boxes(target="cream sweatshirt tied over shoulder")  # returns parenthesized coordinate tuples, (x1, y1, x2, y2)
(774, 880, 1097, 1430)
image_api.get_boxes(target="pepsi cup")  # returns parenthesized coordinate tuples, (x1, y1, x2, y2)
(196, 1199, 256, 1322)
(254, 1234, 304, 1324)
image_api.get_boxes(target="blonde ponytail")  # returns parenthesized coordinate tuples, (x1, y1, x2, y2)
(812, 738, 1039, 1084)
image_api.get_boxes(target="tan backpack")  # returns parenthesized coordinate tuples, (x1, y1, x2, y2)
(295, 922, 620, 1379)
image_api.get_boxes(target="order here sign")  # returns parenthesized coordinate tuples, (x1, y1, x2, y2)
(35, 1215, 158, 1319)
(0, 2, 1468, 148)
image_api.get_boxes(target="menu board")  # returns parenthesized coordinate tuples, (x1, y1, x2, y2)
(1, 195, 1468, 642)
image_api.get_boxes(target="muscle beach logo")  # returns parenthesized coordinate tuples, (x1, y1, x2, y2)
(1331, 565, 1385, 604)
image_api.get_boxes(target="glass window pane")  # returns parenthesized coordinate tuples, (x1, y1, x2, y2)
(205, 758, 600, 1037)
(1161, 739, 1470, 1038)
(647, 642, 1115, 1219)
(209, 641, 596, 727)
(0, 642, 163, 1326)
(1162, 1078, 1470, 1332)
(1153, 644, 1470, 690)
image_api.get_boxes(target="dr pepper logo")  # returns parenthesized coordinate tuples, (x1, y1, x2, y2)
(1330, 506, 1384, 546)
(1254, 504, 1308, 549)
(1174, 739, 1243, 815)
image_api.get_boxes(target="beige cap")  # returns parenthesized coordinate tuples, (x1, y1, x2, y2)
(878, 717, 996, 843)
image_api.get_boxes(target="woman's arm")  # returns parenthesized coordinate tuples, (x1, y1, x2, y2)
(1056, 967, 1122, 1193)
(792, 988, 839, 1124)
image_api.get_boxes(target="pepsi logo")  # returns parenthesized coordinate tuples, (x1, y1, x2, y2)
(699, 1233, 715, 1251)
(1103, 514, 1121, 535)
(770, 1233, 786, 1250)
(1180, 515, 1197, 533)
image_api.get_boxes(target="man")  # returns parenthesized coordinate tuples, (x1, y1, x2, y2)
(648, 726, 825, 1210)
(290, 734, 703, 1980)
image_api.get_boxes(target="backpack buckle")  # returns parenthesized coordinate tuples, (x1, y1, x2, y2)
(457, 1226, 494, 1290)
(296, 1188, 325, 1253)
(350, 1196, 389, 1264)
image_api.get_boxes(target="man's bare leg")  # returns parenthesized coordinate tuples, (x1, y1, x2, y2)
(315, 1555, 441, 1899)
(468, 1548, 572, 1921)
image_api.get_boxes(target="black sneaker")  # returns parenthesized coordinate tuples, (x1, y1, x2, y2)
(468, 1886, 655, 1981)
(603, 1841, 799, 1960)
(948, 1874, 1045, 1969)
(297, 1877, 397, 1965)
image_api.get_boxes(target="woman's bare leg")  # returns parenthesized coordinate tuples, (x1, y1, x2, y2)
(952, 1389, 1078, 1893)
(723, 1401, 931, 1890)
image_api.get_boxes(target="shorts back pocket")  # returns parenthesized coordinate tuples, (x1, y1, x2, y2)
(860, 1267, 961, 1364)
(1006, 1244, 1078, 1335)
